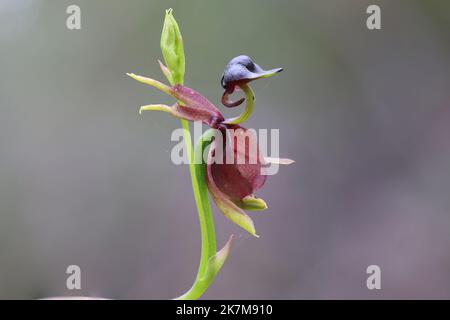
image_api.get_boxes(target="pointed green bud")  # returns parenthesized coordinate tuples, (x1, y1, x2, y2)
(161, 8, 185, 85)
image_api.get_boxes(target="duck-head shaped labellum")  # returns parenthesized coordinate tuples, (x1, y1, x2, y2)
(221, 55, 283, 107)
(206, 125, 269, 236)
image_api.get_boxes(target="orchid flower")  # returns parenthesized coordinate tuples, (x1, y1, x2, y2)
(128, 9, 293, 300)
(127, 55, 292, 236)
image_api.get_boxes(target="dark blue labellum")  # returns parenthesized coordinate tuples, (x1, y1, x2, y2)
(221, 55, 283, 90)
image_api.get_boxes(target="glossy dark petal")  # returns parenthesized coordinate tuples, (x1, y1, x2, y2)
(212, 125, 267, 200)
(166, 103, 220, 127)
(221, 90, 245, 108)
(206, 140, 257, 236)
(171, 85, 224, 127)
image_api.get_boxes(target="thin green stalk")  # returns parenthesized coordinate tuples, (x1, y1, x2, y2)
(181, 122, 217, 275)
(176, 128, 218, 300)
(162, 50, 220, 299)
(164, 58, 219, 299)
(223, 83, 255, 125)
(131, 8, 233, 301)
(193, 128, 217, 275)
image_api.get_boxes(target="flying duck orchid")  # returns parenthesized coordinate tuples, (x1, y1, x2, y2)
(127, 9, 293, 300)
(127, 55, 292, 236)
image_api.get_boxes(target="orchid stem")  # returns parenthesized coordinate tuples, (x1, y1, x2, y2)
(159, 51, 221, 299)
(223, 83, 255, 125)
(176, 128, 218, 300)
(131, 8, 232, 301)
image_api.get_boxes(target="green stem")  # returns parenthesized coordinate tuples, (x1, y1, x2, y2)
(176, 127, 217, 300)
(223, 83, 255, 125)
(159, 47, 220, 299)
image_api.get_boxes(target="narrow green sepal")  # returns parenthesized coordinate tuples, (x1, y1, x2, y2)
(126, 73, 172, 95)
(139, 104, 172, 115)
(158, 59, 174, 85)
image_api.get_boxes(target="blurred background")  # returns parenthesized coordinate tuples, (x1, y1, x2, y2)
(1, 0, 450, 299)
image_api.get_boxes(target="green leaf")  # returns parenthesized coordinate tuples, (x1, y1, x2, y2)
(202, 235, 234, 283)
(176, 235, 233, 300)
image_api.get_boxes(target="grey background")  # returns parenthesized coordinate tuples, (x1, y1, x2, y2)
(1, 0, 450, 299)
